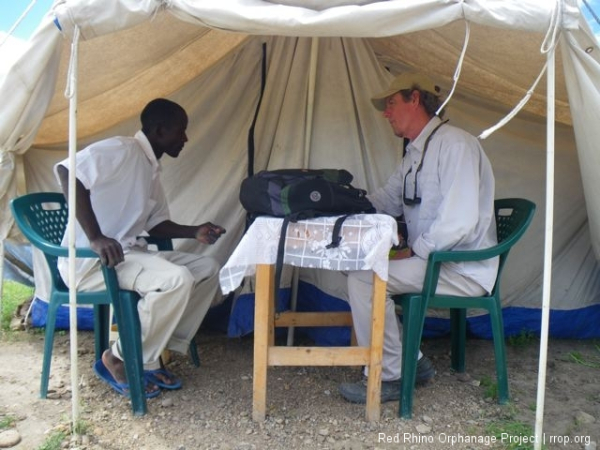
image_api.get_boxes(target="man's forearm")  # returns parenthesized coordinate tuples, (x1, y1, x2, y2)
(148, 220, 198, 239)
(149, 220, 226, 245)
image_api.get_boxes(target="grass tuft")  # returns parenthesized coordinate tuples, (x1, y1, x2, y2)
(568, 350, 600, 369)
(36, 431, 67, 450)
(1, 280, 34, 332)
(480, 374, 498, 400)
(0, 414, 16, 429)
(507, 329, 538, 348)
(485, 420, 544, 450)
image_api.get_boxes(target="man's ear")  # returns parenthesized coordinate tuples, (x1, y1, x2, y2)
(154, 123, 167, 138)
(143, 124, 159, 140)
(410, 90, 420, 105)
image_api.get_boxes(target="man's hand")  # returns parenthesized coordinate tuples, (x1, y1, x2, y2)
(194, 222, 226, 245)
(389, 247, 414, 260)
(89, 236, 125, 268)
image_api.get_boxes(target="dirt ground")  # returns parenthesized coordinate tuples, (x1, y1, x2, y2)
(0, 327, 598, 450)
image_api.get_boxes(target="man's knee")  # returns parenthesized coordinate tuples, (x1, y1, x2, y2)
(348, 270, 374, 290)
(347, 270, 375, 308)
(164, 250, 219, 276)
(179, 254, 220, 284)
(204, 256, 220, 277)
(172, 265, 196, 290)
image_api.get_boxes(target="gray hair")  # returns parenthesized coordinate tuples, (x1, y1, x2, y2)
(399, 88, 446, 119)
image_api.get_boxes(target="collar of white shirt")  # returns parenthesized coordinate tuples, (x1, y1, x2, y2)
(406, 116, 443, 155)
(134, 130, 162, 176)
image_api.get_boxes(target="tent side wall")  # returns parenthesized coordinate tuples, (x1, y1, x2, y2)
(1, 1, 600, 339)
(14, 31, 600, 339)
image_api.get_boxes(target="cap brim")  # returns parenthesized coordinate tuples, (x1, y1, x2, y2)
(370, 87, 399, 111)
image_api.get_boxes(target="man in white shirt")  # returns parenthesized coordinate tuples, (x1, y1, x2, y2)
(339, 73, 498, 404)
(55, 98, 226, 397)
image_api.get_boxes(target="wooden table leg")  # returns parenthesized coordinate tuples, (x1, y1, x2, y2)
(252, 265, 385, 422)
(365, 273, 386, 421)
(253, 264, 275, 421)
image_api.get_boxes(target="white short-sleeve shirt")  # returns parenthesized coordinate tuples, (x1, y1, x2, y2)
(54, 131, 170, 286)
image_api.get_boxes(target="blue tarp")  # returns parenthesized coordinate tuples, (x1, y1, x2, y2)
(21, 267, 600, 341)
(227, 281, 600, 344)
(30, 291, 235, 332)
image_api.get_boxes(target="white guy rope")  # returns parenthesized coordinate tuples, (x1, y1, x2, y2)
(436, 20, 470, 116)
(478, 0, 561, 140)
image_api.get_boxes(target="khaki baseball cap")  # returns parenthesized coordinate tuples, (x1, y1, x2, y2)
(371, 73, 441, 111)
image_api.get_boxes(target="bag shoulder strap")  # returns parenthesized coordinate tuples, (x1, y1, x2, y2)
(326, 214, 350, 249)
(274, 216, 291, 310)
(273, 213, 355, 309)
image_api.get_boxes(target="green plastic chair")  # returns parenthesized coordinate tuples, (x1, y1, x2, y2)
(392, 198, 536, 418)
(10, 192, 199, 415)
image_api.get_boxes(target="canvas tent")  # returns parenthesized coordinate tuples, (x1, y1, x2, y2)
(1, 0, 599, 342)
(0, 0, 598, 341)
(2, 0, 600, 442)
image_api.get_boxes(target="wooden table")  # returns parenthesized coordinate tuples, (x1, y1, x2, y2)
(219, 214, 398, 422)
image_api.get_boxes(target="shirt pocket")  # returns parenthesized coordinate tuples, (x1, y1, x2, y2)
(416, 168, 440, 220)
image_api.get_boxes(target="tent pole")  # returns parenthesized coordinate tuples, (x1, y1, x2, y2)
(533, 41, 556, 450)
(66, 26, 81, 431)
(287, 37, 319, 347)
(304, 36, 319, 167)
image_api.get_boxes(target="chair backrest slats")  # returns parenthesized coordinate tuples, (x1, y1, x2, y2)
(28, 201, 68, 244)
(494, 198, 535, 247)
(11, 193, 69, 291)
(490, 198, 536, 296)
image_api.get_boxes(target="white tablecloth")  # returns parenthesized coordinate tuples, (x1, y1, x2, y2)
(219, 214, 398, 294)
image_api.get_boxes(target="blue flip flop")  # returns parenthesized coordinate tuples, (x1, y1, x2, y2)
(93, 359, 161, 399)
(144, 368, 182, 390)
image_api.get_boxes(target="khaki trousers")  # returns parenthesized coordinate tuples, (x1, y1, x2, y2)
(78, 249, 220, 370)
(347, 257, 486, 381)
